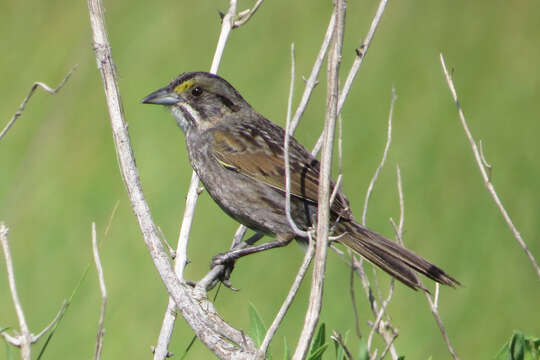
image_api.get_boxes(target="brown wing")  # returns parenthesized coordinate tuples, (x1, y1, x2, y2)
(211, 123, 352, 220)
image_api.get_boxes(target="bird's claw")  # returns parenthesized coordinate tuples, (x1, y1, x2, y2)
(211, 253, 239, 291)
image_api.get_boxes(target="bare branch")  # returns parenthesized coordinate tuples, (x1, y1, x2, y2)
(421, 283, 459, 360)
(362, 87, 396, 225)
(0, 223, 32, 359)
(338, 0, 388, 112)
(291, 10, 336, 133)
(378, 332, 398, 360)
(233, 0, 264, 28)
(478, 140, 493, 181)
(258, 233, 315, 357)
(87, 0, 257, 357)
(331, 330, 354, 360)
(32, 301, 68, 343)
(440, 54, 540, 281)
(284, 43, 310, 237)
(0, 66, 76, 141)
(292, 1, 346, 358)
(312, 0, 390, 154)
(92, 222, 107, 360)
(395, 165, 404, 245)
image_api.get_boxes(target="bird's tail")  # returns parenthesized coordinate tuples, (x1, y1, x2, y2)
(337, 221, 460, 291)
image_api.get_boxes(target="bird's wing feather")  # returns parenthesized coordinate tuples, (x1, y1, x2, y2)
(211, 123, 352, 220)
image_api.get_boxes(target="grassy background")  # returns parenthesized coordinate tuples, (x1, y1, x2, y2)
(1, 0, 539, 358)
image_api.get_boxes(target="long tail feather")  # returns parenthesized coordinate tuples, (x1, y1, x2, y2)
(337, 222, 460, 291)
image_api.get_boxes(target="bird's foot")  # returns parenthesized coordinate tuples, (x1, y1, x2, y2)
(210, 253, 239, 291)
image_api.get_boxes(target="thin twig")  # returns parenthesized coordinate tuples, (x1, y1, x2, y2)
(398, 164, 458, 358)
(366, 279, 395, 353)
(440, 53, 540, 281)
(0, 66, 77, 141)
(258, 233, 315, 358)
(362, 87, 396, 225)
(290, 10, 336, 133)
(312, 0, 390, 155)
(0, 223, 32, 359)
(233, 0, 264, 28)
(331, 330, 354, 360)
(292, 1, 346, 358)
(395, 166, 404, 245)
(92, 222, 107, 360)
(378, 332, 398, 360)
(348, 261, 362, 338)
(421, 283, 459, 360)
(338, 0, 388, 112)
(32, 301, 68, 343)
(87, 0, 258, 357)
(284, 43, 309, 237)
(231, 225, 248, 249)
(366, 166, 403, 356)
(478, 140, 492, 181)
(352, 88, 399, 360)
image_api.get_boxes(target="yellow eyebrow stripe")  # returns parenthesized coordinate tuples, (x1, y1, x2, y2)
(173, 80, 194, 94)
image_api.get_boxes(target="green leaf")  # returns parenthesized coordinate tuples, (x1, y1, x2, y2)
(333, 339, 345, 360)
(510, 331, 526, 360)
(307, 343, 329, 360)
(397, 356, 406, 360)
(283, 337, 291, 360)
(495, 330, 540, 360)
(332, 330, 349, 360)
(308, 323, 326, 356)
(248, 303, 267, 347)
(357, 340, 369, 360)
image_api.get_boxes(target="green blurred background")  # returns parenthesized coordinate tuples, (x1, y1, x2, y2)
(1, 0, 539, 358)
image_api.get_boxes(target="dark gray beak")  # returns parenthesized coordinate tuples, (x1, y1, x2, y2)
(141, 87, 180, 105)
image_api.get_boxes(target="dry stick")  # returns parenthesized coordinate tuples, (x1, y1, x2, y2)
(153, 0, 262, 358)
(331, 331, 354, 360)
(357, 89, 399, 359)
(284, 44, 309, 237)
(92, 222, 107, 360)
(440, 54, 540, 281)
(0, 223, 31, 359)
(87, 0, 257, 358)
(290, 10, 336, 133)
(233, 0, 264, 28)
(312, 0, 389, 155)
(395, 166, 404, 244)
(397, 165, 458, 359)
(366, 171, 405, 358)
(292, 1, 346, 359)
(363, 88, 397, 316)
(378, 332, 398, 360)
(420, 282, 459, 360)
(0, 66, 76, 141)
(0, 223, 67, 349)
(30, 301, 68, 342)
(366, 281, 395, 353)
(361, 87, 396, 226)
(258, 44, 316, 356)
(258, 233, 316, 358)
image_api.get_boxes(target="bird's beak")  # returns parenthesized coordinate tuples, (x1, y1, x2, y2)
(141, 87, 180, 105)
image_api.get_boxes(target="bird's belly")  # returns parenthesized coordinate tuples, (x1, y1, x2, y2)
(189, 149, 313, 236)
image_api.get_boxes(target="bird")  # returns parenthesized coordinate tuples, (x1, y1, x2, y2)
(142, 71, 459, 290)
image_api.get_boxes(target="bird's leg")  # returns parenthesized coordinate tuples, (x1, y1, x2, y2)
(216, 232, 266, 287)
(212, 233, 295, 268)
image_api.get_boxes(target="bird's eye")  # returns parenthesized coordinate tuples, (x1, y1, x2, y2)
(191, 86, 203, 97)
